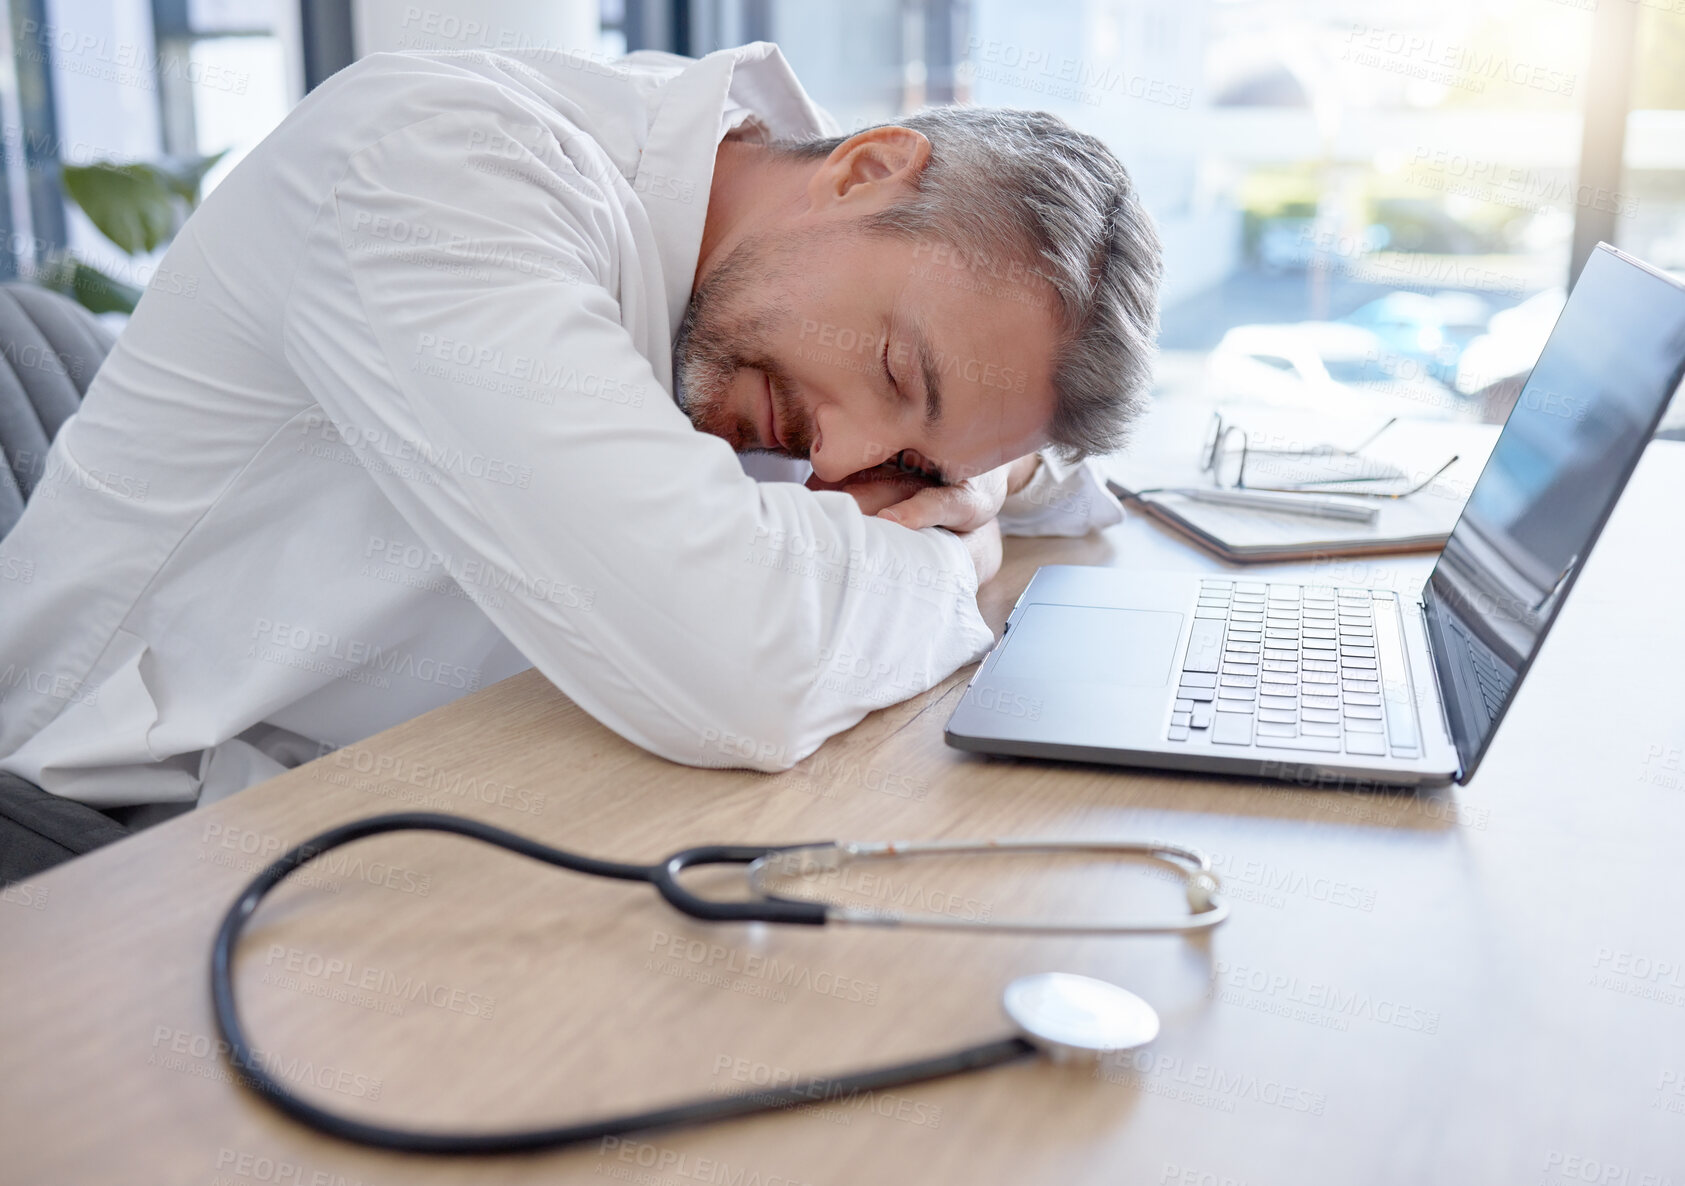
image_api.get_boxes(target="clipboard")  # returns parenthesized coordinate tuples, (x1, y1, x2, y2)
(1107, 480, 1452, 562)
(1102, 420, 1502, 564)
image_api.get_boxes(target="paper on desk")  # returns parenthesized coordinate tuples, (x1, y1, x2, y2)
(1102, 406, 1502, 560)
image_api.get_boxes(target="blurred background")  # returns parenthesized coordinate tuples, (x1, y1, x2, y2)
(6, 0, 1682, 423)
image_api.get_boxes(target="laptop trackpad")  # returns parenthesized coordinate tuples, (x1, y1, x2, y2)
(993, 604, 1183, 687)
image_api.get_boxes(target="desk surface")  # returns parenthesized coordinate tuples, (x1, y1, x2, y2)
(4, 443, 1683, 1186)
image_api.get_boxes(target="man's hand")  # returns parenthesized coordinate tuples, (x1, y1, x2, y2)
(807, 454, 1041, 532)
(876, 453, 1040, 532)
(807, 454, 1037, 585)
(955, 518, 1003, 585)
(804, 464, 934, 516)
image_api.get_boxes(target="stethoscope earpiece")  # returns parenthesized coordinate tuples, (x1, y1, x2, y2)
(1186, 870, 1221, 914)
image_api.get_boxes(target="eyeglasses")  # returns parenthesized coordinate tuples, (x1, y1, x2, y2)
(1199, 412, 1458, 500)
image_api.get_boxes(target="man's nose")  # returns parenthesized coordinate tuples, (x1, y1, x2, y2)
(807, 405, 899, 483)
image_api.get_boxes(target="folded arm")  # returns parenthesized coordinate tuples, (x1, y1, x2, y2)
(813, 449, 1124, 541)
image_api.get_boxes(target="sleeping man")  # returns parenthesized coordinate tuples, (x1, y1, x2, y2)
(0, 42, 1160, 852)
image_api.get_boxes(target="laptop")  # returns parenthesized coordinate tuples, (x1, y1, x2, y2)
(945, 243, 1685, 786)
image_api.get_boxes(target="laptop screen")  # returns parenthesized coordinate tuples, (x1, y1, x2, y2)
(1424, 244, 1685, 779)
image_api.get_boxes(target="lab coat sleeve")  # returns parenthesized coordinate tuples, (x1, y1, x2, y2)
(997, 452, 1125, 537)
(281, 109, 995, 771)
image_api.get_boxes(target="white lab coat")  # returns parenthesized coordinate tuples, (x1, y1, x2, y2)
(0, 43, 1119, 809)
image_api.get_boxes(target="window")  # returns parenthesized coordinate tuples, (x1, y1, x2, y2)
(633, 0, 1681, 431)
(154, 0, 301, 192)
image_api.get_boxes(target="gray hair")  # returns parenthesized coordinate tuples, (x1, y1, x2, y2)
(773, 106, 1162, 461)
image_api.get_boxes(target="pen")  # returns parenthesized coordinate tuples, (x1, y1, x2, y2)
(1164, 487, 1379, 523)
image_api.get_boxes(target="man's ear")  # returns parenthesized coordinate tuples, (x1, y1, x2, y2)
(807, 126, 931, 209)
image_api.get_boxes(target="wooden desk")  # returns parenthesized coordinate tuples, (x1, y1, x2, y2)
(4, 444, 1682, 1186)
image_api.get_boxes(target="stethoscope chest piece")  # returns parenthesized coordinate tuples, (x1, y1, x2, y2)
(1003, 972, 1160, 1061)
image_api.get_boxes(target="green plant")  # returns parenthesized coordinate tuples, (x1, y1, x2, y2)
(36, 152, 224, 314)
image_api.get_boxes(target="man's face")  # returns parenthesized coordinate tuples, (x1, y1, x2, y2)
(674, 222, 1061, 486)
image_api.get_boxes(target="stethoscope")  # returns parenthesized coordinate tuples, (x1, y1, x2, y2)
(211, 811, 1228, 1155)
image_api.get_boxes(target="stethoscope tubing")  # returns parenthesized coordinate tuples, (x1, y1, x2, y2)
(208, 811, 1220, 1154)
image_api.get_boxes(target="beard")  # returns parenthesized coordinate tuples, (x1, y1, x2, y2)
(673, 229, 817, 458)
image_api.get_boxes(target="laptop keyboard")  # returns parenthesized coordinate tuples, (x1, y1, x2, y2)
(1167, 578, 1421, 759)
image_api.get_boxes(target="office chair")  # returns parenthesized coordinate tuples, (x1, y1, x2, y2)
(0, 282, 117, 540)
(0, 282, 124, 882)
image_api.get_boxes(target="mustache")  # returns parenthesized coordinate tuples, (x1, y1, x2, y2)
(749, 359, 812, 459)
(674, 231, 820, 459)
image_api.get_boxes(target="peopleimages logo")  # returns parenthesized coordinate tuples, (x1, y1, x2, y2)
(3, 443, 150, 502)
(793, 752, 930, 802)
(1541, 1149, 1676, 1186)
(148, 1025, 381, 1100)
(596, 1137, 814, 1186)
(1408, 146, 1636, 220)
(1590, 945, 1685, 1003)
(0, 880, 49, 910)
(1208, 959, 1441, 1034)
(969, 685, 1042, 721)
(298, 411, 535, 489)
(361, 535, 596, 613)
(324, 746, 548, 816)
(262, 944, 495, 1020)
(1340, 25, 1576, 97)
(711, 1054, 944, 1129)
(1206, 850, 1377, 911)
(1096, 1049, 1326, 1116)
(212, 1146, 370, 1186)
(249, 617, 482, 691)
(796, 317, 1027, 394)
(0, 661, 99, 707)
(199, 822, 433, 896)
(409, 333, 645, 407)
(646, 930, 880, 1005)
(16, 19, 249, 94)
(961, 37, 1194, 109)
(744, 524, 972, 597)
(757, 851, 991, 923)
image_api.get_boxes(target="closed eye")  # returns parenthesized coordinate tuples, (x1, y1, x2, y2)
(892, 450, 943, 483)
(884, 331, 945, 483)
